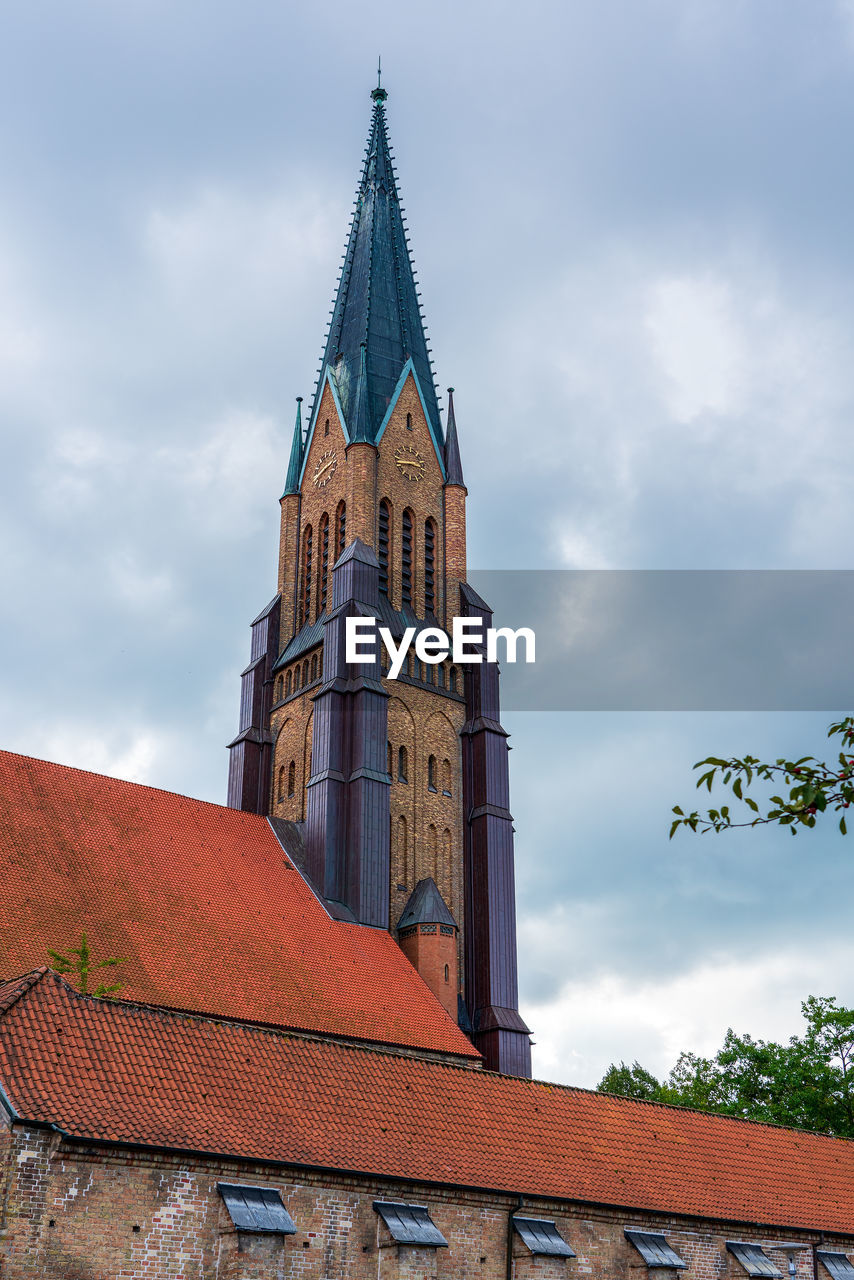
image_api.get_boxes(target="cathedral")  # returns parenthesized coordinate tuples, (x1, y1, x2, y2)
(0, 81, 853, 1280)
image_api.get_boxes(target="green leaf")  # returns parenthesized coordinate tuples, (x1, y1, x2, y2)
(841, 816, 848, 835)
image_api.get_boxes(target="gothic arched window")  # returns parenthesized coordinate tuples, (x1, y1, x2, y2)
(401, 508, 413, 608)
(406, 412, 413, 431)
(428, 755, 438, 793)
(442, 759, 452, 797)
(285, 670, 292, 697)
(300, 524, 313, 627)
(378, 499, 391, 597)
(310, 653, 318, 682)
(424, 518, 436, 615)
(287, 760, 296, 798)
(398, 745, 408, 783)
(335, 501, 346, 561)
(318, 513, 330, 614)
(277, 766, 285, 802)
(449, 665, 458, 694)
(275, 675, 283, 702)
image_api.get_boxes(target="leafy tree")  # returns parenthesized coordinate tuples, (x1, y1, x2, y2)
(671, 716, 854, 838)
(597, 1060, 664, 1102)
(47, 932, 125, 998)
(597, 996, 854, 1136)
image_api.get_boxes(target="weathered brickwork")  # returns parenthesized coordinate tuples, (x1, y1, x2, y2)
(398, 922, 459, 1017)
(1, 1121, 845, 1280)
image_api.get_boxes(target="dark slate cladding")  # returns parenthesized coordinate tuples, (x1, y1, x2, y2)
(513, 1217, 575, 1258)
(459, 581, 532, 1078)
(397, 877, 457, 930)
(226, 596, 281, 813)
(304, 539, 390, 926)
(727, 1244, 783, 1278)
(373, 1202, 448, 1248)
(625, 1230, 688, 1269)
(817, 1254, 854, 1280)
(274, 615, 326, 669)
(217, 1184, 296, 1235)
(308, 87, 441, 446)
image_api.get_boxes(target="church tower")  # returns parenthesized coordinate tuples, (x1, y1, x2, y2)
(227, 79, 531, 1078)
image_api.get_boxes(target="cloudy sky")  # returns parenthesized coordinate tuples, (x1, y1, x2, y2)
(2, 0, 854, 1086)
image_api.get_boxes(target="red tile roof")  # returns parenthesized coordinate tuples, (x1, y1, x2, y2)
(2, 970, 853, 1233)
(0, 750, 476, 1059)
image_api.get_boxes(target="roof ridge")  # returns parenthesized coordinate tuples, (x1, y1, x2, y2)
(0, 748, 268, 818)
(24, 974, 480, 1064)
(15, 976, 854, 1142)
(0, 967, 50, 1015)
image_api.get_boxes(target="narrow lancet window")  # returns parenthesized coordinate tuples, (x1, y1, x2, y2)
(318, 513, 330, 614)
(300, 524, 313, 627)
(424, 518, 435, 615)
(335, 501, 346, 561)
(378, 499, 391, 596)
(401, 508, 413, 608)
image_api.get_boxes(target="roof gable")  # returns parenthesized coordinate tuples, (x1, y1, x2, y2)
(0, 750, 477, 1060)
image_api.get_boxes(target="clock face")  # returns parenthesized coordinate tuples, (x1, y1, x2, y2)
(394, 444, 425, 482)
(313, 450, 337, 488)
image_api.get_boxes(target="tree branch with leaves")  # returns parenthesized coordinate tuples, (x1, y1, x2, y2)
(671, 716, 854, 838)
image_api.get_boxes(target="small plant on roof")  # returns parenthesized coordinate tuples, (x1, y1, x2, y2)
(47, 932, 126, 998)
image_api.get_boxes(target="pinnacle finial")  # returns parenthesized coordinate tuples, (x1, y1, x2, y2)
(444, 387, 465, 488)
(282, 396, 305, 497)
(371, 56, 387, 102)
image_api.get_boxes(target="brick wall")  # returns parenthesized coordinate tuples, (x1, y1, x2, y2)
(0, 1122, 846, 1280)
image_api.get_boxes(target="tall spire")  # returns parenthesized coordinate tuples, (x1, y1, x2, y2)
(309, 80, 441, 444)
(282, 397, 304, 496)
(444, 387, 465, 487)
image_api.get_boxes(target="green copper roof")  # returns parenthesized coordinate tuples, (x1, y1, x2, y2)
(308, 85, 442, 446)
(282, 397, 304, 496)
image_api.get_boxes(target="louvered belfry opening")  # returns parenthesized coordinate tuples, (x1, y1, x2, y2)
(424, 518, 435, 614)
(401, 508, 413, 608)
(378, 499, 390, 596)
(319, 514, 330, 614)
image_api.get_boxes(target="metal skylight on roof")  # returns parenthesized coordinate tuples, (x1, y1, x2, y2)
(513, 1216, 575, 1257)
(625, 1229, 688, 1269)
(818, 1254, 854, 1280)
(373, 1201, 448, 1247)
(727, 1242, 783, 1277)
(217, 1184, 297, 1235)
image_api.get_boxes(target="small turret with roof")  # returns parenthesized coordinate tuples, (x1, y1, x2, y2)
(397, 878, 459, 1020)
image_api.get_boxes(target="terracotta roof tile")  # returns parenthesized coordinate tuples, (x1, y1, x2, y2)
(2, 971, 854, 1235)
(0, 750, 476, 1059)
